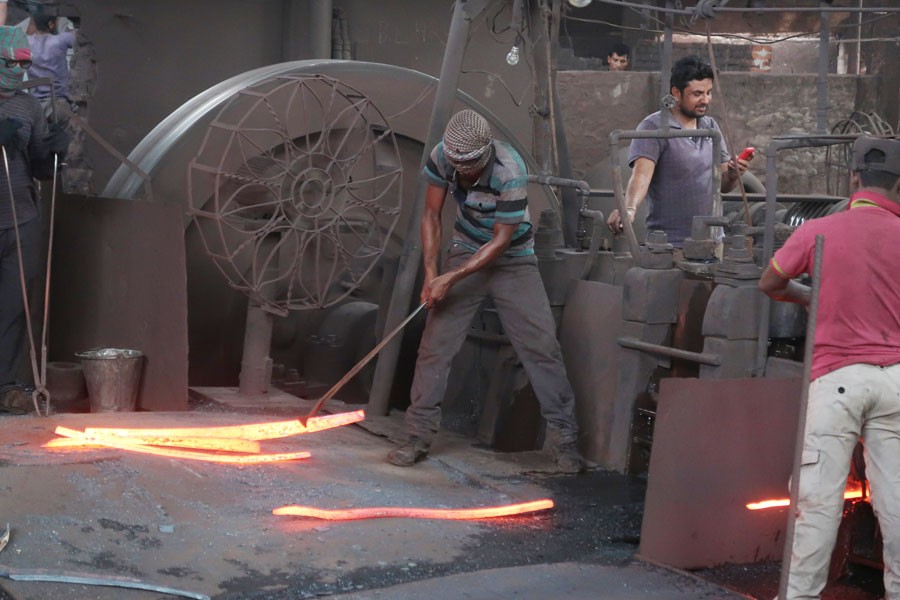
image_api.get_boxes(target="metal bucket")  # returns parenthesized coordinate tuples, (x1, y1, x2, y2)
(76, 348, 144, 412)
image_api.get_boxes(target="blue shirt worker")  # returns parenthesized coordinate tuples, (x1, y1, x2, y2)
(386, 109, 583, 473)
(607, 55, 751, 247)
(27, 14, 76, 119)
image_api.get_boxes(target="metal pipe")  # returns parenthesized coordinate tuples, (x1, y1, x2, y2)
(816, 2, 831, 134)
(855, 0, 863, 75)
(550, 0, 579, 248)
(777, 235, 824, 600)
(530, 0, 555, 178)
(659, 0, 674, 131)
(723, 192, 845, 204)
(510, 0, 524, 34)
(367, 0, 477, 417)
(590, 0, 898, 13)
(617, 336, 722, 366)
(755, 134, 856, 377)
(309, 0, 333, 60)
(527, 173, 589, 195)
(608, 127, 723, 266)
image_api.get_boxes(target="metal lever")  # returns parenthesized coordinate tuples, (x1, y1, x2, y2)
(299, 302, 427, 425)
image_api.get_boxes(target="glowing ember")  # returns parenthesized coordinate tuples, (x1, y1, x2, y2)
(746, 484, 868, 511)
(272, 499, 555, 520)
(82, 410, 365, 441)
(49, 427, 311, 464)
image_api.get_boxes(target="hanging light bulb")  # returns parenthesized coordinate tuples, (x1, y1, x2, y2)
(506, 44, 520, 66)
(568, 0, 592, 7)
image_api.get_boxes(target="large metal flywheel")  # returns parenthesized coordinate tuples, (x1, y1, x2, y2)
(189, 74, 403, 314)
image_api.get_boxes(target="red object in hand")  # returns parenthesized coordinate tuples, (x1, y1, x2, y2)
(738, 147, 756, 161)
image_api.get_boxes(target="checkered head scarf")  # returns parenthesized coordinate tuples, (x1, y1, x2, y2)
(0, 27, 30, 96)
(443, 110, 493, 175)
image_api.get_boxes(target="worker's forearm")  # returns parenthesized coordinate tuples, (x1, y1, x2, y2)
(721, 168, 740, 193)
(624, 168, 653, 214)
(0, 3, 7, 26)
(444, 239, 509, 284)
(624, 182, 645, 213)
(768, 280, 811, 306)
(420, 217, 442, 279)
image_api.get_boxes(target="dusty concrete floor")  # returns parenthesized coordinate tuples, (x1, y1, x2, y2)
(0, 392, 885, 600)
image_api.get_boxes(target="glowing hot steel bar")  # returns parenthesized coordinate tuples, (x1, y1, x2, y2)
(272, 499, 555, 521)
(49, 427, 311, 464)
(82, 410, 366, 441)
(746, 486, 867, 511)
(45, 435, 262, 453)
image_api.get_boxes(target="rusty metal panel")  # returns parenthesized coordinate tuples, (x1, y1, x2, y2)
(50, 194, 188, 410)
(559, 280, 623, 465)
(639, 377, 802, 569)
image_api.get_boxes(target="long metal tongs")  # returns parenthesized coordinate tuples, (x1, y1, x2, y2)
(299, 302, 426, 426)
(2, 143, 59, 417)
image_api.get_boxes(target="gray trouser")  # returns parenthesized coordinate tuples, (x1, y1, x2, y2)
(405, 246, 578, 445)
(787, 362, 900, 600)
(0, 218, 39, 386)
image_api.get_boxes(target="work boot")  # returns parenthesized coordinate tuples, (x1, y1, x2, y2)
(0, 384, 35, 414)
(387, 437, 430, 467)
(544, 427, 585, 474)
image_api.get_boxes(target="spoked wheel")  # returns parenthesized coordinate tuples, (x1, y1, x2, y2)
(189, 74, 403, 314)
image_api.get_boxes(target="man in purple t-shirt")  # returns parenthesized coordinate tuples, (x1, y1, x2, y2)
(607, 56, 752, 248)
(27, 14, 76, 119)
(759, 136, 900, 600)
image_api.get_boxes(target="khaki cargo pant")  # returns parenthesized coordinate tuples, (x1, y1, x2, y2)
(787, 362, 900, 600)
(404, 245, 578, 445)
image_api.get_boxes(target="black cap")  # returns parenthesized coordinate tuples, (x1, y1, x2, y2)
(852, 136, 900, 176)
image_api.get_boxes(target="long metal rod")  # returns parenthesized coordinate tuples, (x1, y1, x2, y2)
(777, 235, 824, 600)
(367, 0, 476, 417)
(0, 564, 209, 600)
(34, 154, 60, 415)
(816, 3, 831, 134)
(855, 0, 863, 75)
(1, 147, 43, 416)
(589, 0, 898, 13)
(659, 0, 673, 132)
(60, 107, 155, 203)
(617, 336, 722, 366)
(304, 302, 426, 424)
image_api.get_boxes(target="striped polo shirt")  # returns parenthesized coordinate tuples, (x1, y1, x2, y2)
(0, 91, 47, 229)
(424, 140, 533, 257)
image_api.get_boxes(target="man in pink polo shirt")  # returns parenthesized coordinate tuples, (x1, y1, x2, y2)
(759, 135, 900, 600)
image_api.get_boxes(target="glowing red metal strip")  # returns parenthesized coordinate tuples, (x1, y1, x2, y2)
(50, 427, 311, 464)
(82, 409, 365, 441)
(44, 435, 262, 453)
(272, 499, 554, 520)
(746, 487, 866, 511)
